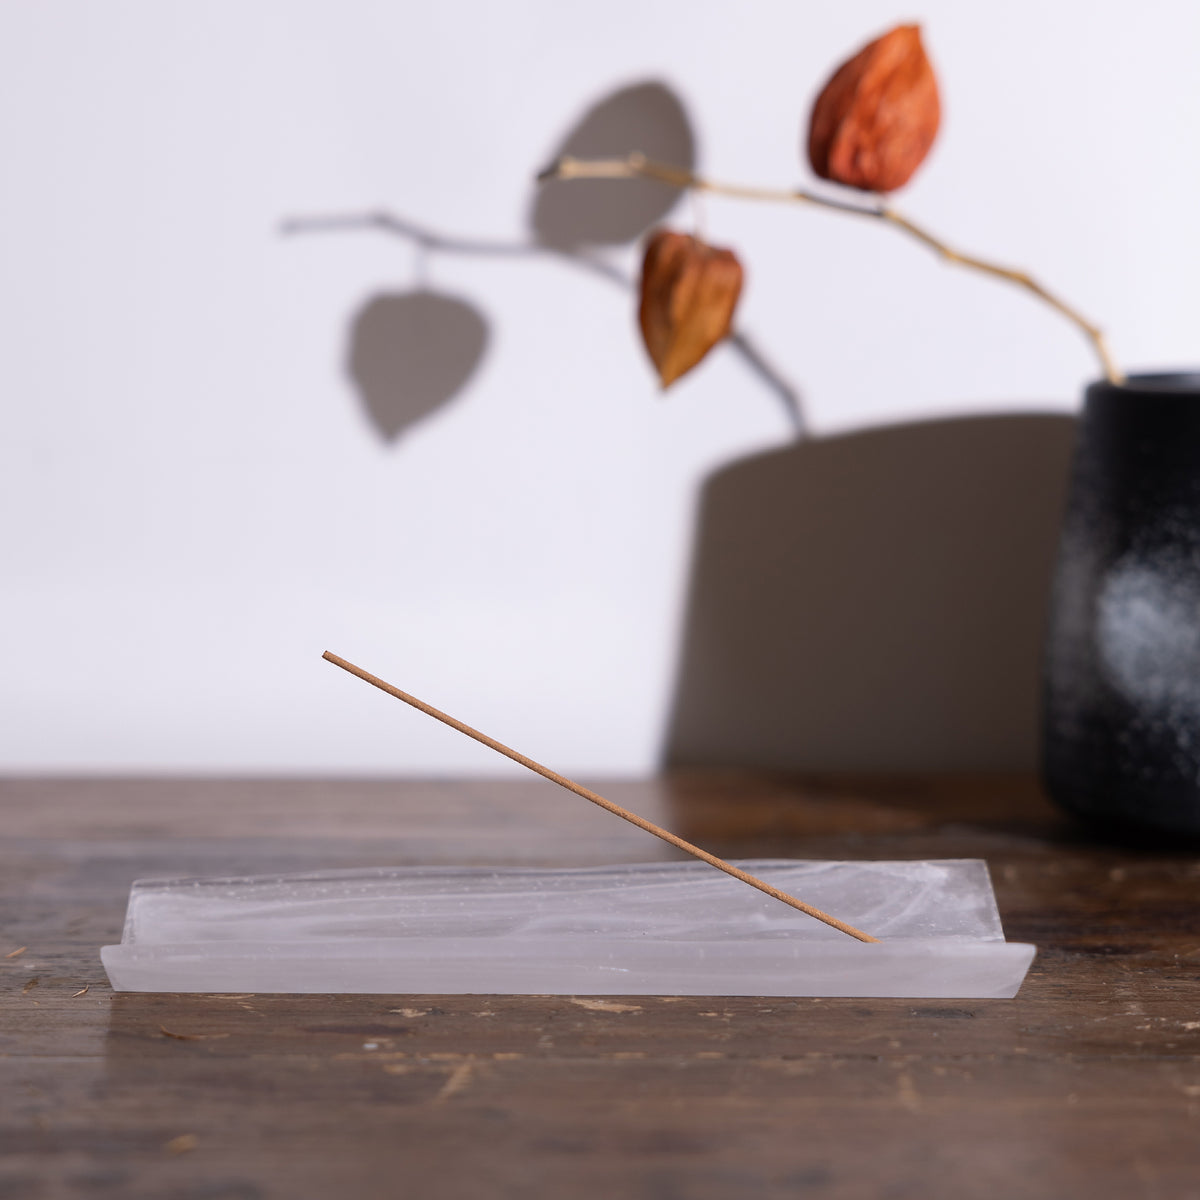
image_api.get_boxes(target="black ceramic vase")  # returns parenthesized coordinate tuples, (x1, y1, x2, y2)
(1042, 372, 1200, 836)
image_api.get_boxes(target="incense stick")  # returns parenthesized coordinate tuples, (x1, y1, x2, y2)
(322, 651, 879, 944)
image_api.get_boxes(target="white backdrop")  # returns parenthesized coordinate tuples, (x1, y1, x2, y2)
(3, 1, 1198, 774)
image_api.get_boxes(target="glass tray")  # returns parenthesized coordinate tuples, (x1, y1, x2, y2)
(101, 858, 1036, 998)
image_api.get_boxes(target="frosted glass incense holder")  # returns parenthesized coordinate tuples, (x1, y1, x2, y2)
(101, 858, 1035, 998)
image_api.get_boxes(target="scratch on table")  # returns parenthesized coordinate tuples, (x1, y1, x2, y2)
(896, 1072, 922, 1113)
(569, 998, 642, 1014)
(159, 1025, 230, 1041)
(433, 1061, 474, 1104)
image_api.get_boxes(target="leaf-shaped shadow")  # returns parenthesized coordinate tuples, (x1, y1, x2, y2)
(346, 290, 489, 443)
(531, 80, 697, 248)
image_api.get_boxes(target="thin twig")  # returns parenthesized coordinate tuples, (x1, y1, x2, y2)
(322, 651, 878, 943)
(540, 153, 1123, 385)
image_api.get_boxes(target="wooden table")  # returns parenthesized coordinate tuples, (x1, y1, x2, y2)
(2, 774, 1198, 1199)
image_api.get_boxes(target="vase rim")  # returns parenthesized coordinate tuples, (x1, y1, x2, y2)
(1093, 371, 1200, 394)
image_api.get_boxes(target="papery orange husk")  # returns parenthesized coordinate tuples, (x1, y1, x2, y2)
(638, 230, 744, 388)
(807, 24, 940, 193)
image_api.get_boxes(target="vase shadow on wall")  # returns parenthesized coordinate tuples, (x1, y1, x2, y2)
(664, 413, 1077, 772)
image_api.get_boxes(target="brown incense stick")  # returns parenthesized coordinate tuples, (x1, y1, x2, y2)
(322, 651, 879, 944)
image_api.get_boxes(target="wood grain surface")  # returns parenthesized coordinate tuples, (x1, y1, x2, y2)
(2, 774, 1198, 1200)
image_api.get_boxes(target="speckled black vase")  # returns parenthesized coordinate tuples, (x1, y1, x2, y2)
(1042, 372, 1200, 836)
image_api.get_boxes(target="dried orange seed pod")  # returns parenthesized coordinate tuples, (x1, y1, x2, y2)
(638, 229, 744, 388)
(807, 24, 940, 193)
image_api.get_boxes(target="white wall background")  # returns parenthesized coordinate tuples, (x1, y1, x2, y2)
(2, 0, 1199, 774)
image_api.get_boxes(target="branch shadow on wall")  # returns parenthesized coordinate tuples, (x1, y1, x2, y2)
(347, 292, 490, 442)
(530, 80, 695, 248)
(664, 413, 1077, 772)
(325, 79, 712, 445)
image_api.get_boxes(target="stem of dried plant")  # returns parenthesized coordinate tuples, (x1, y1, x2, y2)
(538, 153, 1123, 386)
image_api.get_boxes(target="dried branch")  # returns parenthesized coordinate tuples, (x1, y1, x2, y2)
(539, 153, 1123, 385)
